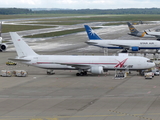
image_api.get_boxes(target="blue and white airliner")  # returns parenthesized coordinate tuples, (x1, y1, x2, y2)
(84, 25, 160, 53)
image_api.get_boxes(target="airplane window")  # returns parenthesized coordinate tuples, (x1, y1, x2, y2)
(147, 60, 153, 63)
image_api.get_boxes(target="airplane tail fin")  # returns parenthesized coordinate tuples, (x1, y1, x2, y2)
(10, 32, 38, 58)
(127, 22, 139, 34)
(84, 25, 102, 40)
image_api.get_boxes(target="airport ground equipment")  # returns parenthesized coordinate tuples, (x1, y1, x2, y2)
(13, 70, 27, 77)
(6, 61, 17, 65)
(1, 70, 27, 77)
(1, 70, 12, 77)
(144, 72, 154, 79)
(151, 68, 160, 76)
(114, 70, 127, 79)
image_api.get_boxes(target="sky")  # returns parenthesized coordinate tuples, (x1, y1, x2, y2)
(1, 0, 160, 9)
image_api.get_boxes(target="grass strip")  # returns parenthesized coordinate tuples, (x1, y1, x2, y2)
(24, 27, 99, 38)
(2, 24, 55, 33)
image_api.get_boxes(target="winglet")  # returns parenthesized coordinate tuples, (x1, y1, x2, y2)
(84, 25, 102, 40)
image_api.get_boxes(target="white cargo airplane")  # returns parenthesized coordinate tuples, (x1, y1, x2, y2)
(84, 25, 160, 53)
(9, 32, 155, 76)
(0, 22, 7, 52)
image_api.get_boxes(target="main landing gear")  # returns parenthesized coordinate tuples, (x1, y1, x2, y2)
(47, 69, 55, 75)
(76, 71, 87, 76)
(121, 49, 128, 53)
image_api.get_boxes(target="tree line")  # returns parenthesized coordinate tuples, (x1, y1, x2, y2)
(0, 8, 32, 14)
(1, 8, 160, 15)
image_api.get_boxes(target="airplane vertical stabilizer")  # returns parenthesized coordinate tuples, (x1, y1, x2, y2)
(10, 32, 38, 58)
(127, 22, 139, 34)
(84, 25, 102, 40)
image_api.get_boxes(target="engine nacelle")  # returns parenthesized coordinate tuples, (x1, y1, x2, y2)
(130, 46, 139, 51)
(0, 43, 7, 51)
(90, 66, 104, 74)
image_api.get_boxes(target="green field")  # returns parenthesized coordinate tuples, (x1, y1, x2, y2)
(2, 24, 55, 33)
(27, 14, 160, 22)
(24, 27, 99, 38)
(0, 14, 81, 20)
(25, 14, 160, 26)
(23, 28, 84, 38)
(1, 14, 160, 37)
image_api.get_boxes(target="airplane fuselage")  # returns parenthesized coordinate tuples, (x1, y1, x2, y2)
(86, 40, 160, 50)
(21, 55, 155, 71)
(129, 32, 155, 38)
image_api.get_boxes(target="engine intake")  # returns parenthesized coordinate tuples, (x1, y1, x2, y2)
(0, 43, 7, 51)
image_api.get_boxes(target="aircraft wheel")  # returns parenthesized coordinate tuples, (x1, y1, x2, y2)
(76, 73, 79, 76)
(83, 71, 87, 76)
(80, 72, 84, 76)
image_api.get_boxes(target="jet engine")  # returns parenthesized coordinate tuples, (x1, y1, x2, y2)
(90, 66, 104, 74)
(0, 43, 7, 51)
(130, 46, 139, 51)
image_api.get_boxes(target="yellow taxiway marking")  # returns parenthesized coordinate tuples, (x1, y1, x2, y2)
(109, 110, 154, 120)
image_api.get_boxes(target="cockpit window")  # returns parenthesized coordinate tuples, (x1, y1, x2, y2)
(147, 60, 153, 63)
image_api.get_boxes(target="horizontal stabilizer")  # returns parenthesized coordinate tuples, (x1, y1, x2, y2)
(8, 58, 31, 62)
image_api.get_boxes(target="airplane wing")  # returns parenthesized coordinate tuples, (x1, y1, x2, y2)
(55, 62, 91, 69)
(145, 31, 160, 39)
(108, 43, 130, 48)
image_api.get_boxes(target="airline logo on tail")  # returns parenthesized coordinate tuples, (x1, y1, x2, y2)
(129, 26, 136, 33)
(114, 58, 128, 68)
(88, 29, 96, 37)
(84, 25, 101, 40)
(127, 22, 139, 34)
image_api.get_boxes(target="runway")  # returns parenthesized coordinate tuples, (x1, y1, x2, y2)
(1, 18, 160, 120)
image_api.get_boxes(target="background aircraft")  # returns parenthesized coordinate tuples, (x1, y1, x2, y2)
(9, 32, 155, 76)
(127, 22, 157, 39)
(0, 22, 7, 52)
(145, 30, 160, 40)
(84, 25, 160, 53)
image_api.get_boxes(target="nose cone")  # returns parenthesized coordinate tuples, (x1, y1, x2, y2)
(149, 62, 156, 68)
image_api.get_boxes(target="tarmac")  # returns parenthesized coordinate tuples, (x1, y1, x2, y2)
(0, 19, 160, 120)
